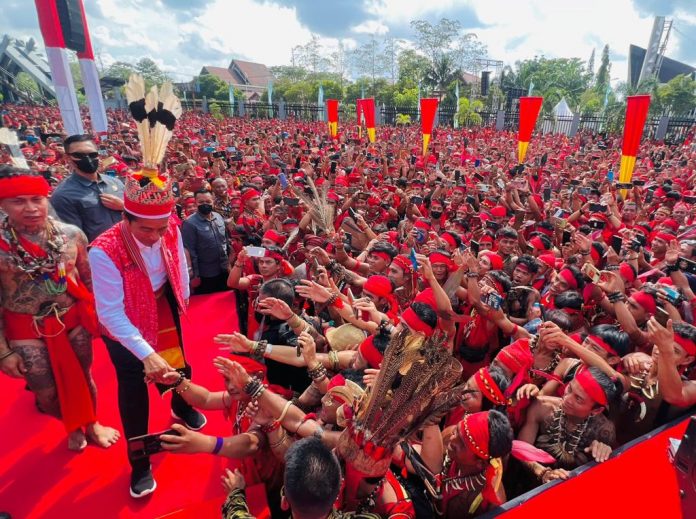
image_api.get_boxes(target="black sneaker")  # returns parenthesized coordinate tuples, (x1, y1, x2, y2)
(171, 408, 207, 431)
(130, 467, 156, 498)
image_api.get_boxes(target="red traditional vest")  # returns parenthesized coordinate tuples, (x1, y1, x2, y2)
(91, 219, 186, 347)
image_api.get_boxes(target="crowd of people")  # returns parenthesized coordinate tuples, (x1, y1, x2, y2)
(1, 97, 696, 518)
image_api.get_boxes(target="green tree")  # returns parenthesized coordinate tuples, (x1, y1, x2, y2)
(595, 44, 611, 94)
(423, 55, 460, 99)
(104, 61, 136, 81)
(658, 74, 696, 114)
(382, 37, 401, 85)
(587, 48, 596, 85)
(397, 49, 430, 90)
(135, 58, 169, 85)
(269, 66, 308, 83)
(457, 97, 484, 126)
(395, 113, 412, 125)
(394, 87, 419, 108)
(330, 41, 350, 89)
(410, 18, 461, 63)
(209, 102, 223, 120)
(297, 34, 330, 76)
(453, 33, 487, 74)
(197, 74, 229, 100)
(352, 36, 384, 91)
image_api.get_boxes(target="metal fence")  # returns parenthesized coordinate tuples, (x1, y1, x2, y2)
(180, 98, 695, 140)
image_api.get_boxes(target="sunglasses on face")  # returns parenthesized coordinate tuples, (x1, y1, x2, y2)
(69, 152, 99, 159)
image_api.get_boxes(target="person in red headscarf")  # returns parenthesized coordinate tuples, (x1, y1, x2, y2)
(0, 165, 120, 452)
(236, 187, 266, 237)
(415, 410, 513, 518)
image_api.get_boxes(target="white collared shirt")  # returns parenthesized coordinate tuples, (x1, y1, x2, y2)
(89, 227, 190, 360)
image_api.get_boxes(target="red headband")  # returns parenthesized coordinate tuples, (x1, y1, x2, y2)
(401, 307, 434, 337)
(574, 369, 607, 406)
(631, 291, 656, 315)
(481, 251, 504, 271)
(0, 175, 50, 199)
(675, 333, 696, 357)
(358, 336, 383, 369)
(457, 412, 502, 506)
(263, 229, 285, 245)
(241, 189, 261, 204)
(587, 335, 618, 357)
(369, 251, 392, 263)
(474, 368, 508, 406)
(654, 232, 676, 243)
(440, 233, 457, 248)
(429, 252, 455, 270)
(558, 269, 578, 290)
(529, 236, 548, 251)
(391, 255, 413, 275)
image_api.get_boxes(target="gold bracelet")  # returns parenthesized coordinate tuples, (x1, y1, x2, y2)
(287, 314, 302, 329)
(277, 400, 293, 423)
(328, 350, 339, 372)
(269, 429, 288, 449)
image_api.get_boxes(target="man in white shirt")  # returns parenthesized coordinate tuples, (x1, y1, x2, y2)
(90, 165, 206, 498)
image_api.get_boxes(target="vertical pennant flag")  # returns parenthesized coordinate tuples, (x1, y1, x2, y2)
(528, 81, 534, 96)
(517, 96, 544, 164)
(420, 98, 438, 155)
(603, 84, 612, 109)
(318, 83, 324, 121)
(34, 0, 84, 135)
(228, 84, 235, 116)
(356, 98, 363, 138)
(361, 98, 376, 143)
(454, 80, 460, 129)
(619, 95, 651, 192)
(267, 80, 273, 118)
(417, 80, 421, 120)
(326, 99, 339, 138)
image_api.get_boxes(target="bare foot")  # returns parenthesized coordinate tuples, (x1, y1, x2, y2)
(86, 422, 121, 448)
(68, 429, 87, 452)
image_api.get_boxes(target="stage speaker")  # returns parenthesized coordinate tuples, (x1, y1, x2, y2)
(481, 71, 491, 97)
(56, 0, 86, 53)
(674, 415, 696, 516)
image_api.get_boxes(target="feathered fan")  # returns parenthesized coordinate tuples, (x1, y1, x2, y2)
(337, 328, 468, 509)
(125, 74, 182, 185)
(0, 128, 29, 169)
(291, 175, 335, 235)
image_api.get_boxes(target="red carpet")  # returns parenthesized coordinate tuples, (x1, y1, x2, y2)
(1, 291, 689, 518)
(0, 291, 269, 519)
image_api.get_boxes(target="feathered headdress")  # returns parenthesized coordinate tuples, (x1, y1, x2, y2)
(337, 328, 468, 510)
(0, 128, 30, 169)
(291, 175, 335, 235)
(123, 74, 182, 219)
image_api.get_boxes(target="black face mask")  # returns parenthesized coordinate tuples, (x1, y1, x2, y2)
(198, 203, 213, 215)
(74, 156, 100, 174)
(431, 210, 443, 219)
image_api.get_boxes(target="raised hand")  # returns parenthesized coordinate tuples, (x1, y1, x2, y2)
(214, 332, 253, 353)
(256, 297, 293, 320)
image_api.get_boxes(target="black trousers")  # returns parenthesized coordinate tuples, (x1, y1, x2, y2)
(194, 270, 229, 295)
(104, 286, 193, 472)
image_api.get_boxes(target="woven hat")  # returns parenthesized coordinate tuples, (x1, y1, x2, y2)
(325, 324, 367, 351)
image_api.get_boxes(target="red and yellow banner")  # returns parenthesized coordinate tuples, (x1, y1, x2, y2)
(517, 96, 543, 164)
(420, 98, 438, 155)
(359, 98, 376, 143)
(619, 95, 651, 186)
(326, 99, 338, 138)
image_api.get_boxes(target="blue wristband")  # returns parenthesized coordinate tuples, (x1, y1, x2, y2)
(212, 436, 224, 455)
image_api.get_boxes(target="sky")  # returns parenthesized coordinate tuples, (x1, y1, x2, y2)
(2, 0, 695, 85)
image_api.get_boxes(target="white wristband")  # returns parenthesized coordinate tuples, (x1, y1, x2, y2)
(266, 344, 273, 355)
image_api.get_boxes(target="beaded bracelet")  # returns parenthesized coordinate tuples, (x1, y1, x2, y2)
(307, 362, 328, 382)
(607, 292, 626, 303)
(466, 272, 480, 278)
(251, 340, 268, 361)
(243, 377, 265, 399)
(269, 430, 288, 449)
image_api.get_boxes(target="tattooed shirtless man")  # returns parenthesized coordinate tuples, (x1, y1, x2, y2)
(0, 165, 119, 451)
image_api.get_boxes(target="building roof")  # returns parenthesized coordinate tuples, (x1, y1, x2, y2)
(228, 59, 274, 87)
(200, 66, 235, 84)
(628, 44, 695, 87)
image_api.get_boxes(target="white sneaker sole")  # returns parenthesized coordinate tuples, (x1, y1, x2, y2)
(130, 478, 157, 499)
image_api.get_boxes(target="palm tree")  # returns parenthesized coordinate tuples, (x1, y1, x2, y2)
(424, 56, 461, 100)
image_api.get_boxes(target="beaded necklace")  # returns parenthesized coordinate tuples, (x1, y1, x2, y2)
(0, 217, 67, 295)
(545, 407, 590, 466)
